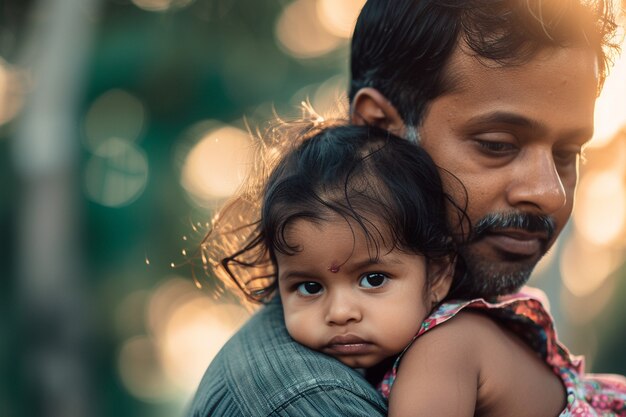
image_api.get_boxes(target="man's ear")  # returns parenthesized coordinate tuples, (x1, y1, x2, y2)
(427, 257, 456, 306)
(350, 87, 406, 136)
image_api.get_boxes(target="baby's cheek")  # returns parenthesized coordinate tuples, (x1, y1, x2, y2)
(380, 306, 426, 353)
(284, 309, 318, 349)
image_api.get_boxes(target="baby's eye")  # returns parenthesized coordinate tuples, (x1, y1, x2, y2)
(359, 273, 389, 289)
(296, 282, 323, 296)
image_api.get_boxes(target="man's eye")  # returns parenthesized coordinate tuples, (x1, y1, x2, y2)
(554, 148, 583, 166)
(476, 140, 516, 153)
(296, 282, 323, 296)
(359, 273, 388, 289)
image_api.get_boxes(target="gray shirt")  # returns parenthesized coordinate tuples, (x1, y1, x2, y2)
(186, 297, 387, 416)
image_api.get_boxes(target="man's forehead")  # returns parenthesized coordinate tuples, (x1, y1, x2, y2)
(418, 45, 598, 146)
(441, 44, 600, 95)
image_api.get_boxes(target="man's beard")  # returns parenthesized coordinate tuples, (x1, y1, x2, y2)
(453, 212, 556, 300)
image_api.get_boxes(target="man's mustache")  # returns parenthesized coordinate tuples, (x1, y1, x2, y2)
(470, 212, 556, 242)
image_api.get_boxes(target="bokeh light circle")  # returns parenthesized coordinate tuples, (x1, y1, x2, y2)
(0, 57, 25, 126)
(114, 277, 252, 397)
(118, 335, 172, 401)
(590, 32, 626, 148)
(275, 0, 342, 59)
(560, 277, 615, 325)
(180, 123, 253, 205)
(84, 137, 149, 207)
(160, 298, 248, 391)
(574, 170, 626, 246)
(316, 0, 366, 39)
(559, 236, 620, 297)
(84, 89, 146, 152)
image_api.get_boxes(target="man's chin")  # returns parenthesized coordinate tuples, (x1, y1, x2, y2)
(455, 240, 543, 298)
(456, 249, 539, 299)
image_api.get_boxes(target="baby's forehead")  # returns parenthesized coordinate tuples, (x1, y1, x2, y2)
(283, 214, 399, 253)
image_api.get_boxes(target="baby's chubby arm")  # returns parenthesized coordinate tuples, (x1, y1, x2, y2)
(388, 312, 483, 417)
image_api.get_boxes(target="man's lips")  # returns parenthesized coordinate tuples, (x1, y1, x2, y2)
(481, 229, 548, 257)
(323, 335, 374, 355)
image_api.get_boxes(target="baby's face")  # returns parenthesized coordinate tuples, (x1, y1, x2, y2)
(277, 216, 448, 368)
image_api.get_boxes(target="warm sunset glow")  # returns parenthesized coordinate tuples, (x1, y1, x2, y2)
(312, 75, 349, 115)
(590, 36, 626, 148)
(288, 75, 349, 120)
(275, 0, 342, 59)
(316, 0, 366, 39)
(115, 277, 251, 399)
(160, 297, 248, 391)
(180, 123, 253, 205)
(118, 336, 172, 401)
(528, 242, 558, 280)
(560, 278, 615, 325)
(573, 170, 626, 246)
(559, 236, 621, 297)
(147, 277, 196, 337)
(0, 58, 25, 126)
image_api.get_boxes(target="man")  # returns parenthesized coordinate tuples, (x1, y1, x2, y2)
(187, 1, 619, 415)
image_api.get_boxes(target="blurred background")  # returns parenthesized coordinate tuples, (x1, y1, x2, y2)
(1, 0, 626, 416)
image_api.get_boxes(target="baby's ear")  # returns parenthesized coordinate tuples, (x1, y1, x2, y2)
(350, 87, 406, 136)
(427, 256, 456, 305)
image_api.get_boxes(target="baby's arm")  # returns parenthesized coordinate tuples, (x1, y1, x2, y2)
(387, 312, 481, 417)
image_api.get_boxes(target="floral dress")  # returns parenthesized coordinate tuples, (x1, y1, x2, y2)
(378, 288, 626, 416)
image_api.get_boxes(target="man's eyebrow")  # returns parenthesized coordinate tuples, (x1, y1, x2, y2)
(466, 111, 541, 130)
(466, 111, 594, 141)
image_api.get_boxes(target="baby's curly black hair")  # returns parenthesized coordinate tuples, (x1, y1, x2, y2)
(202, 123, 470, 304)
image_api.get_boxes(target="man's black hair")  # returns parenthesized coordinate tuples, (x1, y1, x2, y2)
(350, 0, 619, 128)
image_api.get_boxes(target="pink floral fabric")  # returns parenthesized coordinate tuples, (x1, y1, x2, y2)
(378, 288, 626, 416)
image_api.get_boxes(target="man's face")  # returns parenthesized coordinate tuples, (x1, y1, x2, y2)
(419, 46, 598, 297)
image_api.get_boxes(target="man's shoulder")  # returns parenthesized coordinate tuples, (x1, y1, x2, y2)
(214, 299, 386, 398)
(187, 299, 387, 417)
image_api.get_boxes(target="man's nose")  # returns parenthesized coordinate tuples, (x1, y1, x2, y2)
(507, 150, 568, 214)
(324, 291, 362, 326)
